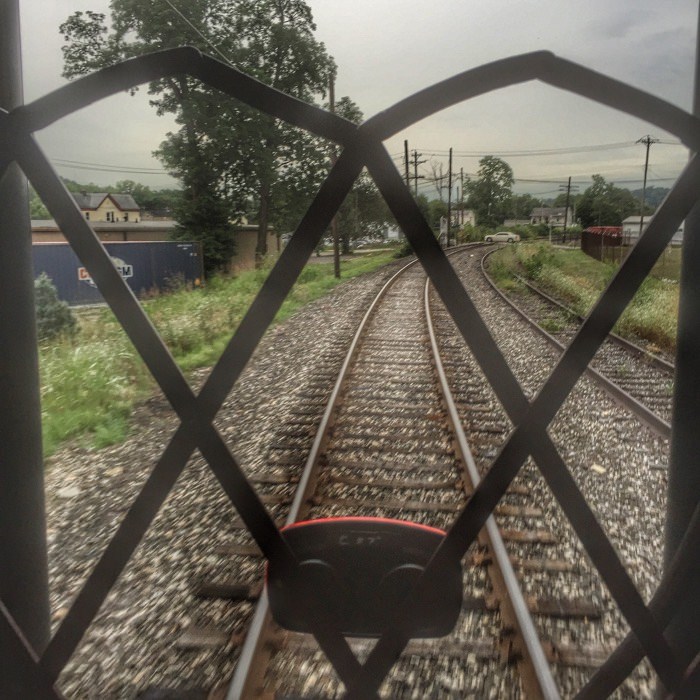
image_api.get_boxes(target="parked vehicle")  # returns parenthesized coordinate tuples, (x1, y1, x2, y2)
(484, 231, 520, 243)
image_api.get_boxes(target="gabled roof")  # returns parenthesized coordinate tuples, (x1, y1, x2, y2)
(71, 192, 140, 211)
(110, 194, 140, 211)
(531, 206, 570, 217)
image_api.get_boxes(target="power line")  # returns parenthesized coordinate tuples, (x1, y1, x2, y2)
(52, 157, 168, 173)
(162, 0, 235, 66)
(53, 163, 171, 175)
(391, 151, 681, 189)
(422, 140, 685, 158)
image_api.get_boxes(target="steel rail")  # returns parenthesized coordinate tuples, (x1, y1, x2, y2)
(424, 266, 561, 700)
(480, 248, 671, 440)
(513, 273, 675, 374)
(227, 255, 422, 699)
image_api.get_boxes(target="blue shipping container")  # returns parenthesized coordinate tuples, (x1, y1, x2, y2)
(32, 241, 203, 305)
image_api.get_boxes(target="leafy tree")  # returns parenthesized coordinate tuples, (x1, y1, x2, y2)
(113, 179, 183, 215)
(408, 195, 447, 234)
(630, 185, 669, 211)
(576, 174, 641, 228)
(169, 166, 237, 272)
(34, 273, 77, 341)
(428, 199, 448, 232)
(329, 98, 393, 252)
(551, 192, 570, 208)
(414, 194, 431, 228)
(60, 1, 336, 271)
(510, 192, 541, 219)
(61, 177, 103, 193)
(29, 186, 50, 219)
(466, 156, 514, 227)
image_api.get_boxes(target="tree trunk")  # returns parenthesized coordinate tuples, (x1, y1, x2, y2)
(256, 178, 271, 266)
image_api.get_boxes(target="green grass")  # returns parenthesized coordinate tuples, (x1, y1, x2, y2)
(40, 251, 397, 458)
(40, 337, 151, 456)
(647, 245, 682, 281)
(487, 242, 679, 354)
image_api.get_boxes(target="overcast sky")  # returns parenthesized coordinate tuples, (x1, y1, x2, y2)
(16, 0, 700, 198)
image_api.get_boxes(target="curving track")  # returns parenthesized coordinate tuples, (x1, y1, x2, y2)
(481, 247, 675, 437)
(216, 246, 657, 699)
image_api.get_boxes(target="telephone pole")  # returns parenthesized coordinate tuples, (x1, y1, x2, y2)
(329, 75, 340, 278)
(637, 135, 658, 238)
(446, 148, 453, 247)
(412, 149, 427, 196)
(458, 168, 465, 228)
(404, 140, 410, 189)
(558, 177, 579, 234)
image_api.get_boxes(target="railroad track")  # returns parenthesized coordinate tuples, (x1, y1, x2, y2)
(183, 247, 618, 699)
(480, 247, 675, 438)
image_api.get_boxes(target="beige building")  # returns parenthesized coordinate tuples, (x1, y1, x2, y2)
(31, 219, 278, 271)
(34, 191, 279, 269)
(72, 192, 141, 223)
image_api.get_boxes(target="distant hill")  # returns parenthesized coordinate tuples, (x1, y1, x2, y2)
(629, 186, 670, 210)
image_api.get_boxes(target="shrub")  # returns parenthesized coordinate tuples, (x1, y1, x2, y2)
(520, 245, 554, 280)
(34, 273, 77, 341)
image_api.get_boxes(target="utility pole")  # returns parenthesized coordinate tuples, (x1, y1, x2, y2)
(446, 148, 453, 247)
(329, 75, 340, 278)
(412, 149, 427, 196)
(558, 177, 579, 240)
(637, 135, 658, 239)
(404, 140, 410, 189)
(0, 0, 51, 677)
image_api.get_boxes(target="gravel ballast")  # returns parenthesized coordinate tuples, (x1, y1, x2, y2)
(45, 259, 405, 698)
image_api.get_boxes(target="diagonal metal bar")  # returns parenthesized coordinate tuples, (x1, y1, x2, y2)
(346, 144, 698, 696)
(19, 135, 288, 679)
(0, 601, 63, 699)
(517, 154, 700, 437)
(579, 502, 700, 698)
(9, 50, 700, 161)
(24, 134, 369, 686)
(356, 145, 699, 696)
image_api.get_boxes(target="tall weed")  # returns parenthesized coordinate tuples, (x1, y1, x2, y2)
(40, 252, 395, 456)
(490, 243, 678, 353)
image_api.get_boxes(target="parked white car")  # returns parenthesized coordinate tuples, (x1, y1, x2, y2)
(484, 231, 520, 243)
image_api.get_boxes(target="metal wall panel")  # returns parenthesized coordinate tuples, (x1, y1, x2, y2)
(32, 241, 203, 305)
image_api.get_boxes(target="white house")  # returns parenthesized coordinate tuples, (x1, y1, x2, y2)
(452, 208, 476, 227)
(622, 215, 684, 245)
(530, 206, 574, 228)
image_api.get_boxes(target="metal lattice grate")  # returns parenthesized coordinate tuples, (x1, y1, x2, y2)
(1, 46, 700, 698)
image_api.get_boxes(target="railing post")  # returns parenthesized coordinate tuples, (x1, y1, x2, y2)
(0, 0, 51, 670)
(662, 2, 700, 692)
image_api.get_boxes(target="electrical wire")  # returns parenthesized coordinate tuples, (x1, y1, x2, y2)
(162, 0, 236, 66)
(411, 140, 684, 158)
(53, 157, 168, 173)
